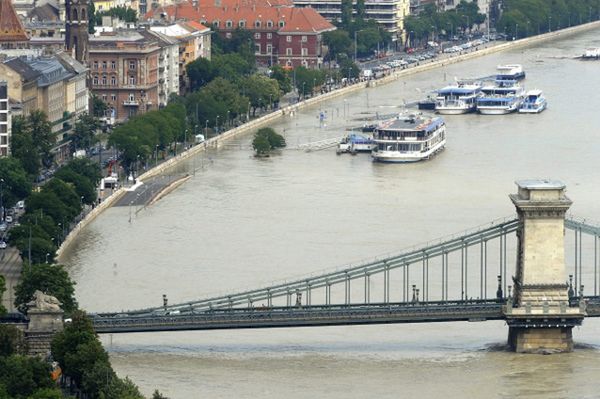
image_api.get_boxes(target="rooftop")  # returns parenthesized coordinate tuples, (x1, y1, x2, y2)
(377, 114, 444, 132)
(0, 0, 29, 43)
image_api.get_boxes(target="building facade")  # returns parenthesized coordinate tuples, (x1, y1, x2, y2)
(146, 2, 335, 68)
(88, 30, 161, 123)
(149, 21, 211, 94)
(293, 0, 410, 41)
(0, 82, 10, 157)
(0, 52, 88, 160)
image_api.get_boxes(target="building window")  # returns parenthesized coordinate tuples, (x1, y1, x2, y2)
(267, 32, 272, 39)
(101, 75, 107, 85)
(255, 20, 261, 28)
(255, 44, 261, 53)
(111, 94, 117, 101)
(111, 76, 116, 85)
(129, 76, 136, 85)
(239, 20, 245, 28)
(302, 48, 307, 56)
(266, 44, 272, 54)
(102, 61, 107, 69)
(129, 60, 136, 69)
(286, 35, 292, 42)
(286, 60, 292, 66)
(128, 93, 135, 101)
(254, 32, 261, 39)
(302, 35, 307, 42)
(213, 20, 219, 28)
(279, 20, 285, 27)
(102, 94, 107, 101)
(267, 20, 273, 28)
(111, 61, 116, 69)
(286, 48, 292, 55)
(93, 61, 98, 69)
(93, 76, 98, 85)
(226, 20, 233, 28)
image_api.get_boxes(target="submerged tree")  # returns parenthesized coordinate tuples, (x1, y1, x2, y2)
(252, 127, 286, 157)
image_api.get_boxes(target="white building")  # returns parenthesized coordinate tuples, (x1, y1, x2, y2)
(144, 30, 180, 108)
(0, 81, 10, 157)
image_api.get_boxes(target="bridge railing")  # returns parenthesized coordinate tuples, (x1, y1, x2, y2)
(96, 215, 520, 317)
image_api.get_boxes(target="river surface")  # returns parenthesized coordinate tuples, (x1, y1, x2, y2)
(60, 28, 600, 398)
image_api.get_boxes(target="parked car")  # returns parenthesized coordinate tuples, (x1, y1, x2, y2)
(5, 215, 12, 223)
(0, 241, 6, 249)
(0, 223, 6, 232)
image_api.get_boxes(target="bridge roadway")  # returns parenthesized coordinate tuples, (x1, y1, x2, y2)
(90, 297, 600, 334)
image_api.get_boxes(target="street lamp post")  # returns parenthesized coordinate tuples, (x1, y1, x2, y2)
(45, 253, 50, 264)
(548, 16, 552, 32)
(226, 110, 230, 128)
(215, 115, 220, 134)
(205, 120, 209, 138)
(312, 78, 316, 96)
(515, 23, 518, 40)
(155, 144, 159, 166)
(302, 82, 306, 99)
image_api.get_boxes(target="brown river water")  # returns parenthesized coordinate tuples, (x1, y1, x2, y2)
(60, 28, 600, 398)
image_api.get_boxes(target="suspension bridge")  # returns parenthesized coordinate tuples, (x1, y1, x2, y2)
(90, 180, 600, 353)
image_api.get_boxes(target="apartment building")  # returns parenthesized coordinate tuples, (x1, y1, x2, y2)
(0, 82, 10, 157)
(88, 29, 162, 122)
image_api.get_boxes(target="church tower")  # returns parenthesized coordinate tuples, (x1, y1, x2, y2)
(65, 0, 89, 64)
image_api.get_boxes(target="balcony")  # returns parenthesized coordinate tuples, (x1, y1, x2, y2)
(123, 100, 139, 106)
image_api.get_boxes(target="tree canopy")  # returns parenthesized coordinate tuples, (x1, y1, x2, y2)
(0, 157, 31, 209)
(14, 263, 77, 315)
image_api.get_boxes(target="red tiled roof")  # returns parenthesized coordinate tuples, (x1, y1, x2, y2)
(146, 1, 334, 34)
(182, 20, 210, 32)
(0, 0, 29, 42)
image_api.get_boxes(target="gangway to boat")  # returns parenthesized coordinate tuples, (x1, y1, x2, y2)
(292, 136, 344, 152)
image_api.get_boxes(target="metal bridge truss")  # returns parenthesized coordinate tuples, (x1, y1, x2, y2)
(91, 215, 600, 333)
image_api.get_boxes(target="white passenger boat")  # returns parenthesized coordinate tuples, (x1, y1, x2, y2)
(496, 64, 526, 80)
(371, 114, 446, 163)
(337, 133, 375, 153)
(435, 83, 482, 114)
(476, 80, 525, 115)
(518, 90, 547, 113)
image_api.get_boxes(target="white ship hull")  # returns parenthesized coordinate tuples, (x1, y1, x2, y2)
(478, 106, 517, 115)
(372, 139, 446, 163)
(435, 106, 474, 115)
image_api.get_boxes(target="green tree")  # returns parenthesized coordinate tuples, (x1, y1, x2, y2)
(341, 0, 353, 28)
(16, 214, 60, 243)
(14, 263, 77, 315)
(53, 169, 96, 205)
(186, 57, 218, 91)
(270, 65, 292, 94)
(0, 157, 31, 208)
(243, 74, 281, 116)
(252, 127, 286, 156)
(10, 116, 42, 178)
(92, 95, 108, 118)
(44, 179, 82, 219)
(28, 111, 54, 169)
(71, 113, 99, 153)
(323, 30, 353, 61)
(13, 236, 56, 265)
(61, 158, 102, 187)
(294, 67, 326, 97)
(26, 191, 72, 228)
(0, 325, 26, 357)
(27, 388, 64, 399)
(95, 6, 138, 24)
(0, 355, 55, 398)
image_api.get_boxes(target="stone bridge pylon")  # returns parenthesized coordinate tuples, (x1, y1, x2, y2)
(506, 180, 585, 353)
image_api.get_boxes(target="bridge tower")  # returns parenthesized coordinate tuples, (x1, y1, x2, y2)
(506, 180, 585, 353)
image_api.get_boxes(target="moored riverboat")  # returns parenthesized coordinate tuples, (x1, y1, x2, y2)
(496, 64, 526, 80)
(580, 48, 600, 60)
(435, 83, 482, 114)
(371, 114, 446, 163)
(518, 90, 547, 113)
(337, 133, 375, 154)
(477, 80, 525, 115)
